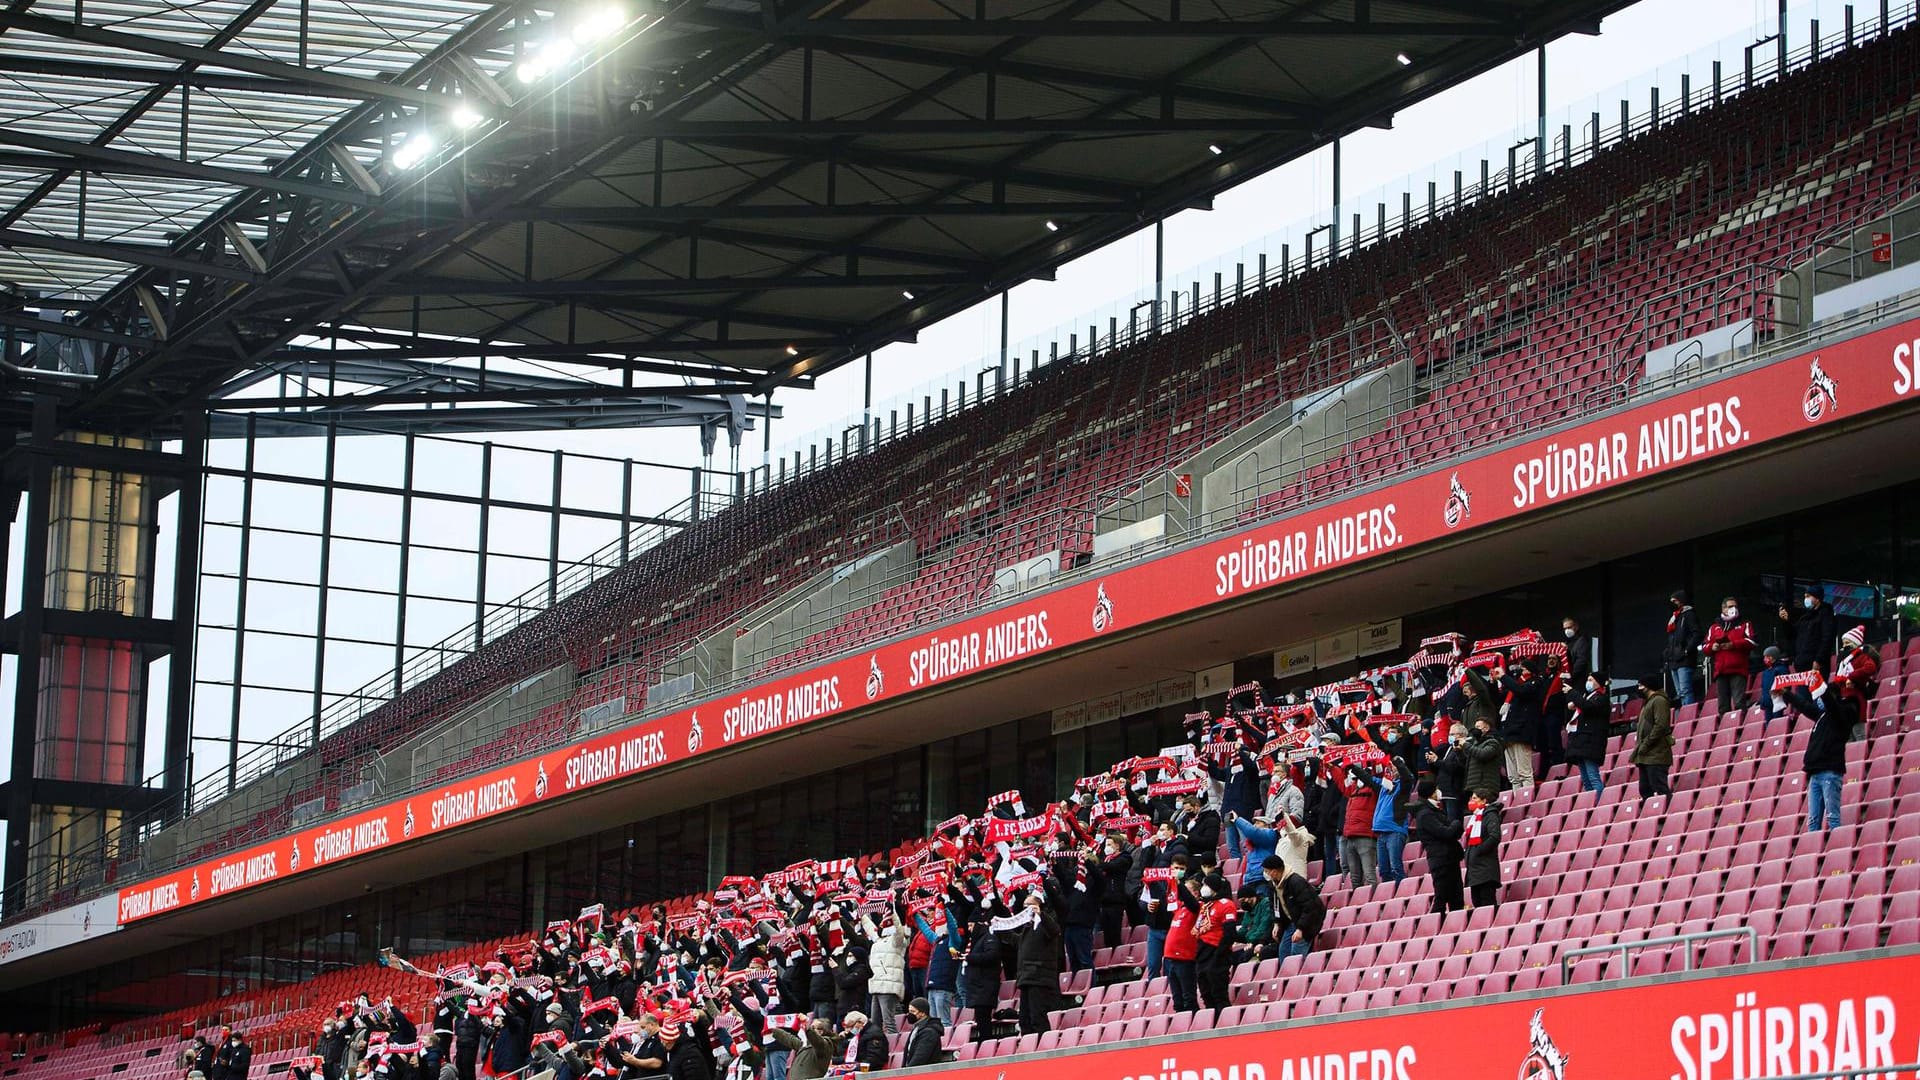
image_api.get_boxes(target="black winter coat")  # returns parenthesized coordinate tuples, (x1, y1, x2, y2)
(1432, 743, 1467, 801)
(1013, 909, 1063, 990)
(1179, 809, 1221, 856)
(1208, 751, 1263, 816)
(902, 1016, 946, 1068)
(1274, 874, 1325, 943)
(1564, 689, 1611, 765)
(1498, 673, 1547, 745)
(1412, 802, 1463, 870)
(1054, 857, 1103, 928)
(829, 950, 872, 1020)
(960, 923, 1002, 1003)
(1099, 850, 1133, 909)
(665, 1039, 712, 1080)
(1664, 606, 1702, 668)
(1463, 802, 1503, 887)
(1795, 693, 1854, 775)
(1787, 602, 1838, 671)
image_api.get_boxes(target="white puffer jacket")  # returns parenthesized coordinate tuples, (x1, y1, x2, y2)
(863, 914, 910, 998)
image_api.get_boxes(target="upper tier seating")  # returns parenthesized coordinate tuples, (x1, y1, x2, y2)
(75, 21, 1920, 910)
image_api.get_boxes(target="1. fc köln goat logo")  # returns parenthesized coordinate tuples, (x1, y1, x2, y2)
(1444, 472, 1472, 529)
(1517, 1009, 1569, 1080)
(1803, 357, 1839, 421)
(865, 655, 884, 700)
(402, 802, 416, 837)
(1091, 583, 1115, 633)
(687, 711, 704, 754)
(534, 761, 550, 800)
(290, 839, 302, 872)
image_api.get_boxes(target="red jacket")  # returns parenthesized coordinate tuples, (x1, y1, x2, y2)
(1164, 894, 1199, 961)
(1339, 770, 1378, 838)
(1704, 618, 1754, 677)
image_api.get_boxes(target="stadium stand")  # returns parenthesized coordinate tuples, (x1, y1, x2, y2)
(101, 14, 1920, 903)
(2, 619, 1910, 1079)
(13, 14, 1920, 1080)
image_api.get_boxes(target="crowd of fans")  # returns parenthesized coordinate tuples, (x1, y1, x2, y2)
(237, 596, 1882, 1080)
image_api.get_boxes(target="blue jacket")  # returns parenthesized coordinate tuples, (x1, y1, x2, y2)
(1230, 816, 1278, 887)
(1367, 774, 1407, 836)
(915, 909, 961, 992)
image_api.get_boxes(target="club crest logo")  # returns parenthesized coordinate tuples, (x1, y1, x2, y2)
(290, 840, 302, 872)
(688, 711, 704, 754)
(1803, 357, 1838, 422)
(865, 655, 884, 700)
(1518, 1008, 1569, 1080)
(1091, 583, 1115, 633)
(190, 871, 202, 901)
(1444, 472, 1472, 529)
(402, 802, 416, 837)
(535, 761, 551, 800)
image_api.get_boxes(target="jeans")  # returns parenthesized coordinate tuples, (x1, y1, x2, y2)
(906, 967, 926, 1002)
(927, 989, 955, 1027)
(1671, 664, 1698, 706)
(1322, 835, 1343, 878)
(1375, 832, 1407, 883)
(1165, 958, 1198, 1012)
(1343, 836, 1378, 886)
(1064, 925, 1095, 972)
(1278, 928, 1313, 962)
(1808, 770, 1843, 831)
(1145, 927, 1167, 979)
(1576, 760, 1604, 794)
(1226, 820, 1244, 858)
(766, 1048, 790, 1080)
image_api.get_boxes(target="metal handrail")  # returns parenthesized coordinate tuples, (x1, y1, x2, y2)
(1560, 926, 1761, 984)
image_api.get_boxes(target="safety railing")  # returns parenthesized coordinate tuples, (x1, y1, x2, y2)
(1560, 926, 1762, 984)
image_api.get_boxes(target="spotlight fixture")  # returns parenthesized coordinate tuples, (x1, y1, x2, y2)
(391, 132, 435, 170)
(785, 344, 799, 356)
(1396, 52, 1412, 66)
(451, 104, 485, 130)
(901, 290, 915, 300)
(1045, 220, 1059, 232)
(1208, 143, 1223, 155)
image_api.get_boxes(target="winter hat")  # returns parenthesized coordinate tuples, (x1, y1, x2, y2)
(1842, 626, 1866, 648)
(659, 1021, 681, 1042)
(1763, 646, 1783, 662)
(907, 998, 931, 1017)
(1803, 583, 1824, 600)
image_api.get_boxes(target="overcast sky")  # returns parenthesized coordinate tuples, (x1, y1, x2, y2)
(0, 0, 1864, 873)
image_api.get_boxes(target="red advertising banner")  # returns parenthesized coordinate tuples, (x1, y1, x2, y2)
(114, 315, 1920, 927)
(932, 953, 1920, 1080)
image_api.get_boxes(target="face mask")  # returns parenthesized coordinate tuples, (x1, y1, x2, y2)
(1384, 733, 1400, 745)
(1724, 608, 1738, 619)
(1563, 627, 1576, 639)
(1805, 597, 1817, 609)
(1588, 680, 1602, 695)
(1199, 887, 1215, 899)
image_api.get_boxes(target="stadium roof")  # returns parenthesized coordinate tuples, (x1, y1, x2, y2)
(0, 0, 1631, 438)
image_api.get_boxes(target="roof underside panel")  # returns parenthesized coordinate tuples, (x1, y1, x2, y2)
(0, 0, 1631, 432)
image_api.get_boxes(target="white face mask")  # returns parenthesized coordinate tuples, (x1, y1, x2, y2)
(1563, 627, 1576, 639)
(1724, 607, 1738, 619)
(1805, 597, 1817, 609)
(1199, 887, 1215, 899)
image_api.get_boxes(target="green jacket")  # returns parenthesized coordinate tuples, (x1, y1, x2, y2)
(1239, 895, 1273, 947)
(1632, 692, 1675, 766)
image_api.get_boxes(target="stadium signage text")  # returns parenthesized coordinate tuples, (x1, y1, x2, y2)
(109, 316, 1920, 927)
(933, 955, 1920, 1080)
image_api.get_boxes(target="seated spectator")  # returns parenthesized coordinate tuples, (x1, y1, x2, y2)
(840, 1013, 886, 1074)
(1564, 669, 1611, 796)
(1630, 674, 1674, 798)
(1462, 789, 1503, 910)
(899, 999, 944, 1068)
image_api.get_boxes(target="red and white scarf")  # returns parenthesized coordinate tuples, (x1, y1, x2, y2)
(1466, 807, 1487, 847)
